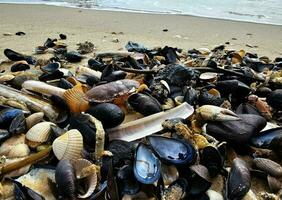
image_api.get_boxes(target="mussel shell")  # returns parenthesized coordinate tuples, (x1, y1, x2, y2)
(108, 140, 134, 167)
(235, 103, 261, 116)
(183, 86, 198, 107)
(69, 114, 96, 152)
(253, 158, 282, 177)
(40, 62, 61, 74)
(86, 103, 125, 128)
(59, 33, 67, 40)
(227, 158, 250, 200)
(266, 89, 282, 110)
(55, 159, 77, 199)
(255, 87, 272, 98)
(134, 143, 161, 184)
(11, 61, 30, 72)
(4, 49, 26, 62)
(88, 58, 105, 71)
(148, 136, 196, 165)
(117, 165, 140, 195)
(38, 70, 64, 82)
(206, 114, 266, 144)
(250, 127, 282, 149)
(65, 51, 83, 62)
(198, 89, 223, 106)
(9, 112, 26, 135)
(14, 181, 45, 200)
(188, 165, 212, 195)
(58, 78, 74, 89)
(267, 175, 282, 193)
(86, 75, 100, 87)
(128, 93, 163, 116)
(0, 108, 23, 129)
(101, 65, 127, 82)
(0, 129, 11, 143)
(200, 146, 223, 178)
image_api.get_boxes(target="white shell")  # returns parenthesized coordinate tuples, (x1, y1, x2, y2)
(199, 72, 218, 81)
(25, 112, 44, 129)
(0, 134, 25, 155)
(7, 143, 30, 158)
(74, 159, 97, 198)
(26, 122, 55, 143)
(52, 129, 83, 160)
(206, 190, 224, 200)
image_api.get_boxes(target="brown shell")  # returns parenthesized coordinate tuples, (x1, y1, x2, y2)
(253, 158, 282, 177)
(63, 87, 89, 113)
(25, 112, 44, 129)
(85, 79, 140, 103)
(267, 175, 282, 193)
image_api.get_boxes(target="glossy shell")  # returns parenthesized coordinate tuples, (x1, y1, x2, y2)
(148, 136, 196, 165)
(52, 129, 83, 160)
(25, 112, 44, 129)
(250, 127, 282, 149)
(189, 165, 212, 195)
(63, 87, 89, 113)
(134, 143, 161, 184)
(266, 89, 282, 110)
(26, 122, 55, 143)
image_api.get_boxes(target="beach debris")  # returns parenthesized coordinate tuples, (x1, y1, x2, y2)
(1, 35, 282, 200)
(59, 33, 67, 40)
(3, 32, 13, 36)
(15, 31, 25, 36)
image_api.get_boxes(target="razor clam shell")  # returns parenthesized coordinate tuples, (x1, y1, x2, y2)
(52, 129, 83, 160)
(15, 168, 56, 200)
(253, 158, 282, 177)
(25, 112, 44, 129)
(26, 122, 55, 143)
(76, 66, 102, 78)
(4, 157, 31, 178)
(0, 84, 59, 122)
(107, 102, 194, 142)
(22, 80, 66, 98)
(74, 159, 98, 198)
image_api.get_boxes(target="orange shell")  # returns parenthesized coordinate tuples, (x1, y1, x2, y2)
(63, 87, 89, 113)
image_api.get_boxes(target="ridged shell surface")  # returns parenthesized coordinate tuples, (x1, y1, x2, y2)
(26, 122, 55, 143)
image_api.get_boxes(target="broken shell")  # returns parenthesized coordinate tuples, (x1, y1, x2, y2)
(25, 112, 44, 129)
(52, 129, 83, 160)
(0, 74, 15, 83)
(253, 158, 282, 177)
(199, 72, 218, 82)
(26, 122, 55, 144)
(10, 60, 30, 72)
(7, 143, 30, 158)
(63, 87, 90, 113)
(74, 159, 98, 198)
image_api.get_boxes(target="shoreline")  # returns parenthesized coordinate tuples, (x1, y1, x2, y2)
(0, 3, 282, 60)
(1, 2, 282, 26)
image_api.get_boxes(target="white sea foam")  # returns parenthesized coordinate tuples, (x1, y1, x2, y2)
(0, 0, 282, 25)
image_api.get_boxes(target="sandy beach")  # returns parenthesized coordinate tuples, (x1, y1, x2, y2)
(0, 3, 281, 61)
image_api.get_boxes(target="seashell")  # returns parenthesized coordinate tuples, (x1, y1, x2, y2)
(0, 129, 11, 143)
(4, 157, 31, 178)
(9, 112, 26, 135)
(183, 86, 198, 107)
(88, 58, 105, 71)
(199, 72, 218, 82)
(58, 78, 73, 89)
(134, 143, 161, 184)
(65, 51, 84, 62)
(117, 165, 140, 196)
(25, 112, 44, 129)
(74, 159, 98, 198)
(63, 87, 89, 113)
(55, 159, 76, 199)
(253, 158, 282, 177)
(189, 164, 212, 195)
(107, 102, 194, 142)
(0, 134, 25, 155)
(174, 96, 184, 106)
(148, 136, 196, 165)
(40, 62, 61, 74)
(7, 143, 30, 158)
(39, 70, 64, 82)
(10, 60, 30, 72)
(266, 89, 282, 110)
(0, 74, 15, 83)
(4, 49, 36, 65)
(161, 164, 179, 187)
(227, 158, 251, 200)
(52, 129, 83, 160)
(242, 189, 258, 200)
(267, 175, 282, 193)
(0, 108, 23, 129)
(206, 190, 224, 200)
(160, 179, 188, 200)
(26, 122, 55, 144)
(87, 103, 125, 128)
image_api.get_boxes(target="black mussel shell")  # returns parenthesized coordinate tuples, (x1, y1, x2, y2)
(117, 165, 140, 195)
(88, 58, 105, 71)
(188, 165, 212, 196)
(155, 64, 196, 86)
(69, 114, 96, 152)
(87, 103, 125, 128)
(134, 143, 161, 184)
(266, 89, 282, 110)
(58, 78, 73, 89)
(235, 103, 260, 116)
(101, 65, 126, 82)
(0, 108, 23, 129)
(11, 61, 30, 72)
(128, 93, 163, 116)
(4, 49, 26, 62)
(148, 136, 196, 165)
(9, 112, 26, 135)
(246, 59, 274, 72)
(55, 159, 76, 199)
(200, 146, 224, 178)
(14, 181, 45, 200)
(39, 70, 64, 82)
(65, 51, 83, 62)
(198, 89, 224, 106)
(108, 140, 134, 167)
(106, 158, 120, 200)
(227, 158, 250, 200)
(255, 87, 272, 98)
(159, 46, 179, 64)
(86, 75, 100, 87)
(40, 62, 61, 74)
(250, 127, 282, 150)
(59, 33, 67, 40)
(206, 114, 266, 144)
(50, 95, 70, 127)
(44, 38, 56, 48)
(215, 80, 238, 95)
(0, 129, 10, 143)
(10, 74, 37, 89)
(236, 81, 251, 97)
(183, 86, 198, 107)
(125, 41, 148, 53)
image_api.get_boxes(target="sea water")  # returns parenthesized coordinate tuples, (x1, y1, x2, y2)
(0, 0, 282, 25)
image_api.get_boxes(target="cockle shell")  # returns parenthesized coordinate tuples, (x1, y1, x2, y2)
(52, 129, 83, 160)
(7, 143, 30, 158)
(0, 134, 25, 155)
(26, 122, 55, 144)
(74, 159, 98, 198)
(63, 87, 89, 113)
(25, 112, 44, 129)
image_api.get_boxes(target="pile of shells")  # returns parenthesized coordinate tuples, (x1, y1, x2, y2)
(0, 37, 282, 200)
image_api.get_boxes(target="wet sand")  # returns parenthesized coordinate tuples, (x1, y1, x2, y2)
(0, 3, 282, 60)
